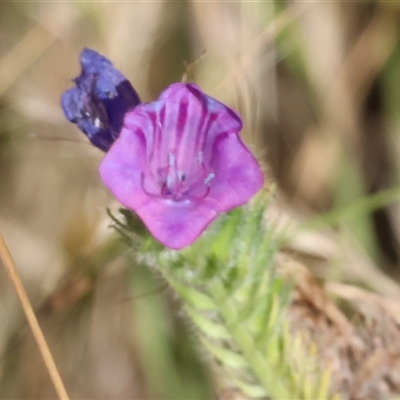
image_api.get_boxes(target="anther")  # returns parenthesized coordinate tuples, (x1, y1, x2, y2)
(204, 172, 215, 185)
(168, 153, 175, 167)
(177, 170, 186, 181)
(94, 117, 101, 128)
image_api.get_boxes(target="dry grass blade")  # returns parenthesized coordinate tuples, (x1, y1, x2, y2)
(0, 232, 70, 400)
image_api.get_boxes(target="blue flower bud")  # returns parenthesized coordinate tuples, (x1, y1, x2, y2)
(61, 48, 140, 151)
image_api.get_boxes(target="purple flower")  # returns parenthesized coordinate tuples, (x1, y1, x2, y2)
(99, 83, 264, 249)
(61, 48, 140, 151)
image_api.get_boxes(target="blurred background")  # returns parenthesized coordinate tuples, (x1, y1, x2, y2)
(2, 1, 400, 398)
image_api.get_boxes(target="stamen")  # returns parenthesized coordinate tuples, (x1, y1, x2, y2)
(177, 170, 186, 181)
(94, 117, 101, 128)
(168, 152, 175, 167)
(204, 172, 215, 185)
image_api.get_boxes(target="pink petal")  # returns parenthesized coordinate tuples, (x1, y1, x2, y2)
(208, 132, 264, 211)
(99, 125, 149, 210)
(136, 198, 218, 249)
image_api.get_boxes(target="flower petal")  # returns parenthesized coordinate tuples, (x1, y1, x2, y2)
(208, 132, 264, 211)
(61, 85, 114, 151)
(136, 198, 218, 249)
(99, 125, 149, 210)
(156, 83, 242, 171)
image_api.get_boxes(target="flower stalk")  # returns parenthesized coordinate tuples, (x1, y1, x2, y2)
(109, 189, 336, 399)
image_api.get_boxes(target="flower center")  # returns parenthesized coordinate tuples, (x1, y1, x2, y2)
(157, 151, 215, 201)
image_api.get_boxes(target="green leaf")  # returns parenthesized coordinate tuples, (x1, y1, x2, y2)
(184, 306, 230, 340)
(199, 336, 248, 369)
